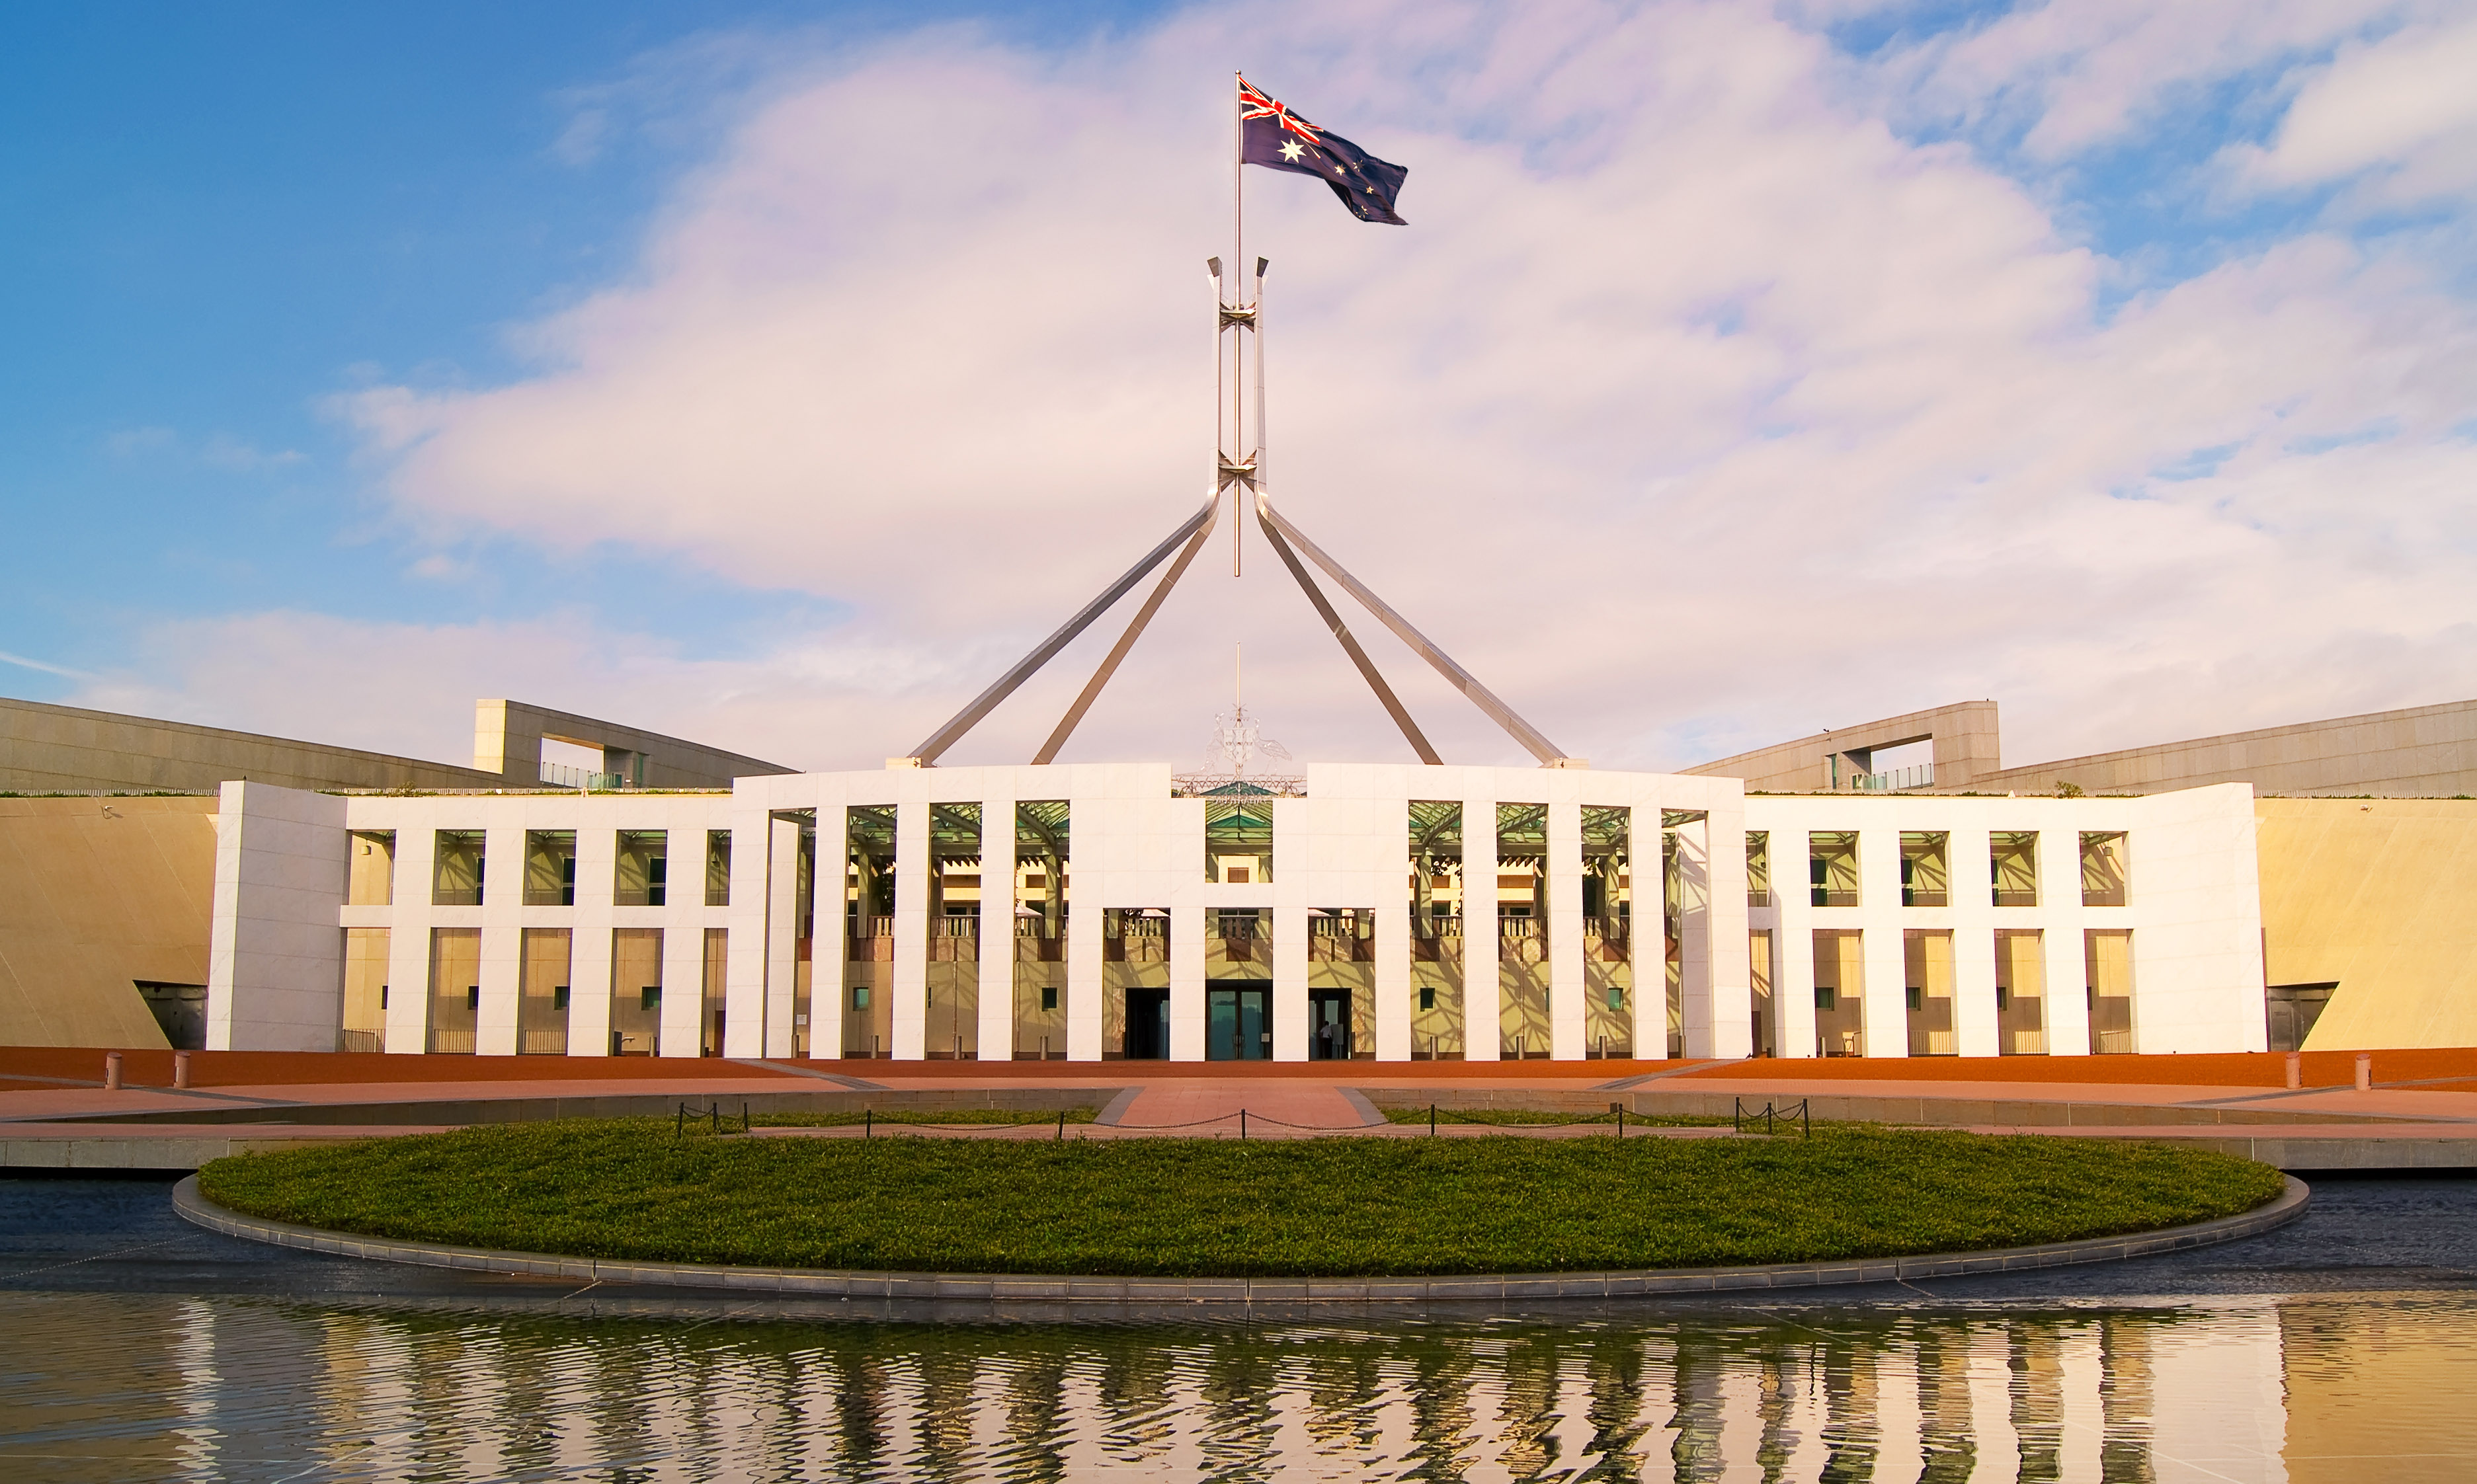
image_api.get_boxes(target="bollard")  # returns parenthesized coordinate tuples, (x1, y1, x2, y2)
(2285, 1052, 2302, 1089)
(1238, 1109, 1248, 1141)
(173, 1050, 192, 1089)
(1430, 1103, 1437, 1138)
(865, 1110, 872, 1139)
(104, 1051, 123, 1091)
(1055, 1110, 1064, 1142)
(2355, 1053, 2373, 1091)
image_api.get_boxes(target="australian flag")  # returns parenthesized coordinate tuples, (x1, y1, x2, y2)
(1240, 77, 1408, 225)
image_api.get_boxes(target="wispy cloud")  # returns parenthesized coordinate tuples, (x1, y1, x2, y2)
(0, 649, 95, 680)
(126, 0, 2474, 773)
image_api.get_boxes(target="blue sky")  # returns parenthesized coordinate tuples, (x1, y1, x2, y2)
(3, 1, 2472, 773)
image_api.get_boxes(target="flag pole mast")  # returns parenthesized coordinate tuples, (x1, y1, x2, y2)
(1231, 69, 1245, 578)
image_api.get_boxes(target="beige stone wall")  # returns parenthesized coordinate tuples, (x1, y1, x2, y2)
(2257, 797, 2477, 1050)
(0, 795, 219, 1048)
(1, 697, 500, 793)
(1684, 700, 2002, 793)
(1978, 697, 2477, 799)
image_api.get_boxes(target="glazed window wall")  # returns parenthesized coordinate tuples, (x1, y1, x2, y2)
(1408, 802, 1464, 1060)
(518, 927, 572, 1055)
(426, 927, 481, 1054)
(702, 927, 729, 1056)
(348, 832, 395, 907)
(2086, 929, 2134, 1053)
(1748, 930, 1775, 1058)
(1808, 832, 1859, 908)
(615, 831, 667, 907)
(1992, 832, 2040, 908)
(610, 927, 663, 1056)
(1582, 806, 1631, 1059)
(432, 831, 485, 908)
(1308, 908, 1375, 1060)
(705, 830, 732, 907)
(1812, 930, 1865, 1057)
(1900, 832, 1949, 907)
(1498, 804, 1549, 1060)
(2080, 833, 2129, 908)
(341, 926, 388, 1053)
(926, 804, 983, 1060)
(1904, 930, 1955, 1055)
(1205, 908, 1269, 1061)
(845, 806, 897, 1059)
(1746, 831, 1771, 908)
(1204, 797, 1273, 882)
(792, 817, 815, 1056)
(1014, 802, 1069, 1060)
(524, 832, 577, 907)
(1662, 812, 1705, 1060)
(1104, 908, 1171, 1060)
(1995, 930, 2047, 1054)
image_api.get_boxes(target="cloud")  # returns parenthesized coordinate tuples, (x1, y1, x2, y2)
(227, 0, 2474, 776)
(2230, 15, 2477, 206)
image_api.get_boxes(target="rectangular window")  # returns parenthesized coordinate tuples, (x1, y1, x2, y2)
(522, 831, 577, 907)
(431, 831, 485, 908)
(616, 830, 668, 907)
(1745, 831, 1770, 908)
(611, 927, 663, 1056)
(518, 927, 572, 1055)
(1991, 832, 2039, 908)
(1205, 796, 1274, 882)
(1812, 930, 1865, 1056)
(1904, 929, 1955, 1055)
(348, 832, 395, 907)
(1582, 805, 1631, 1060)
(1899, 832, 1949, 907)
(1409, 802, 1463, 1061)
(1499, 804, 1549, 1060)
(1016, 802, 1069, 1060)
(2086, 929, 2134, 1053)
(426, 926, 481, 1053)
(1996, 929, 2047, 1054)
(928, 804, 982, 1060)
(846, 806, 896, 1059)
(1749, 929, 1775, 1057)
(1808, 832, 1859, 908)
(2080, 832, 2129, 908)
(341, 927, 388, 1053)
(701, 928, 728, 1057)
(705, 830, 733, 907)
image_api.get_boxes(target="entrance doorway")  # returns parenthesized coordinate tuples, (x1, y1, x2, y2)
(1206, 983, 1270, 1061)
(1123, 987, 1168, 1060)
(1309, 988, 1352, 1060)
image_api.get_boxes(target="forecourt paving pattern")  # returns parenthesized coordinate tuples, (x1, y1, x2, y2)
(5, 1046, 2475, 1169)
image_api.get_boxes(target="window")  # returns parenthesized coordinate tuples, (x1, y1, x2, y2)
(1898, 832, 1948, 907)
(1745, 831, 1770, 907)
(616, 830, 667, 907)
(2080, 832, 2129, 907)
(432, 831, 485, 907)
(705, 830, 733, 907)
(1808, 832, 1859, 907)
(348, 832, 395, 906)
(524, 832, 577, 906)
(1991, 832, 2039, 908)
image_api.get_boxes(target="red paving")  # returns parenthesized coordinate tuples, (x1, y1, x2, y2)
(7, 1046, 2474, 1165)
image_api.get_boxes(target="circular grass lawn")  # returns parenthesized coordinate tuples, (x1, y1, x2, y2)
(196, 1120, 2287, 1279)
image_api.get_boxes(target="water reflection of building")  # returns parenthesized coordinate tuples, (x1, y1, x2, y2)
(102, 1295, 2472, 1481)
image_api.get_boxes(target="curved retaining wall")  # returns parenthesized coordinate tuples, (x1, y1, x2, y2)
(174, 1175, 2308, 1306)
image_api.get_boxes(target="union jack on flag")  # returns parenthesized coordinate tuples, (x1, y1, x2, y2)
(1238, 76, 1408, 225)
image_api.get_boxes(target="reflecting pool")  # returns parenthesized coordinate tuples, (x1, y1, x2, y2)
(5, 1292, 2476, 1481)
(5, 1174, 2476, 1481)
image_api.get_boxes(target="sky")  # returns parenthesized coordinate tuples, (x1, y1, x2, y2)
(3, 0, 2473, 779)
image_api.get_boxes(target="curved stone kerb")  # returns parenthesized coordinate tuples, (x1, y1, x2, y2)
(173, 1175, 2309, 1306)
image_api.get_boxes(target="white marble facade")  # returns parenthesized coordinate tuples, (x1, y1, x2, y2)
(206, 765, 2267, 1059)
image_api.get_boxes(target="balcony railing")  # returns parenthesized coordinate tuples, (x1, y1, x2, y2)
(539, 760, 629, 790)
(1842, 762, 1935, 792)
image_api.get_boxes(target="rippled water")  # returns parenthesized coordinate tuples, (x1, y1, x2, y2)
(5, 1292, 2474, 1481)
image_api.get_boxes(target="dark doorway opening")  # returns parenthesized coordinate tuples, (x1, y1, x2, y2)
(1206, 983, 1270, 1061)
(2266, 982, 2336, 1052)
(1123, 987, 1169, 1060)
(136, 982, 207, 1051)
(1309, 988, 1352, 1060)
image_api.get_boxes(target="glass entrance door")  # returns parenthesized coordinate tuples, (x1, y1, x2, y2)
(1309, 988, 1351, 1060)
(1206, 984, 1270, 1061)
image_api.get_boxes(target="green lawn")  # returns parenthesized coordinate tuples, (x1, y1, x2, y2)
(197, 1121, 2285, 1278)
